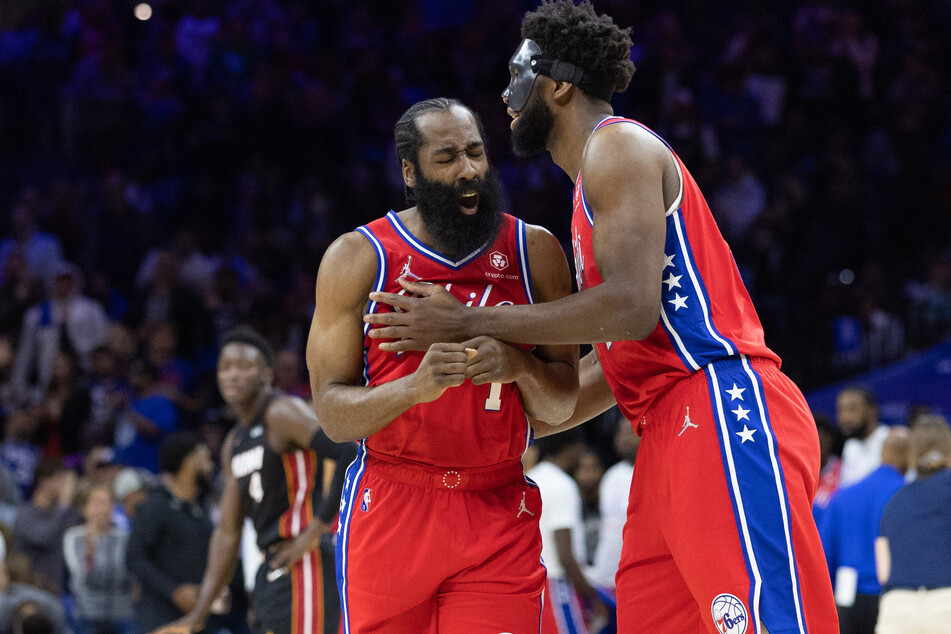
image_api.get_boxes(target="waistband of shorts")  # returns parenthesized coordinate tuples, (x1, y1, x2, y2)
(364, 452, 524, 490)
(646, 355, 781, 417)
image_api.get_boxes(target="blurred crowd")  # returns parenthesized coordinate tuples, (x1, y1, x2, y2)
(0, 0, 950, 631)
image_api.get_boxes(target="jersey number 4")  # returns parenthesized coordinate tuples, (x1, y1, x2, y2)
(484, 382, 502, 411)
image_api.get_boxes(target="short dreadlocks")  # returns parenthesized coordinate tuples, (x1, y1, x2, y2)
(521, 0, 635, 101)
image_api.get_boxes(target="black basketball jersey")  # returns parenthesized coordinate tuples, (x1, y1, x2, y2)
(230, 394, 322, 550)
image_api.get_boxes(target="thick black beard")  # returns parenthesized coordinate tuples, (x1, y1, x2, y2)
(415, 167, 503, 258)
(511, 92, 555, 158)
(844, 419, 873, 441)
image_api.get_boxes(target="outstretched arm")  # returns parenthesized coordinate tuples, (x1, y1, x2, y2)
(365, 126, 670, 349)
(306, 232, 473, 443)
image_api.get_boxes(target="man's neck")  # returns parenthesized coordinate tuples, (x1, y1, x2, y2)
(234, 387, 271, 427)
(164, 472, 198, 502)
(861, 421, 880, 441)
(549, 103, 615, 183)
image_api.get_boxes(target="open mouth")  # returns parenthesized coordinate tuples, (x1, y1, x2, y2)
(459, 191, 479, 214)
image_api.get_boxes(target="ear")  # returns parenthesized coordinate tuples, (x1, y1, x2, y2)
(552, 80, 576, 106)
(402, 159, 416, 188)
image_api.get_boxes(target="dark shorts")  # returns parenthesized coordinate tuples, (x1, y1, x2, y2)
(253, 534, 340, 634)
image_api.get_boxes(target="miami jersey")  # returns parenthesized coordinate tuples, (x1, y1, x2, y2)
(230, 395, 321, 550)
(571, 116, 780, 424)
(358, 211, 535, 468)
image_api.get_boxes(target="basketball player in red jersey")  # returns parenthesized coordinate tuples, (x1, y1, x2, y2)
(306, 98, 579, 632)
(363, 2, 838, 633)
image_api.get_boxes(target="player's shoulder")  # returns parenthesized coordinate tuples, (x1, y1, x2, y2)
(583, 118, 670, 175)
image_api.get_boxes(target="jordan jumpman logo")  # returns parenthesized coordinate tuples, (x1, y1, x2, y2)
(678, 406, 699, 437)
(517, 491, 535, 518)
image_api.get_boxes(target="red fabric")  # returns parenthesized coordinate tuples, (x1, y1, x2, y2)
(339, 465, 545, 632)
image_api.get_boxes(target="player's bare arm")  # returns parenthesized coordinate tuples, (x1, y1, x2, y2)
(153, 431, 245, 634)
(307, 231, 470, 443)
(364, 125, 669, 350)
(260, 395, 335, 570)
(462, 224, 578, 423)
(532, 349, 617, 438)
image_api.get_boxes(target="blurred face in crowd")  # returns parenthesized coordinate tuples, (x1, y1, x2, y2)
(217, 342, 272, 407)
(574, 450, 604, 500)
(836, 389, 876, 439)
(185, 443, 214, 497)
(84, 486, 114, 531)
(614, 417, 640, 464)
(407, 106, 503, 258)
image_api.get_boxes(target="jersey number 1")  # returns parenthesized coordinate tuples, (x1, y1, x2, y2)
(484, 382, 502, 411)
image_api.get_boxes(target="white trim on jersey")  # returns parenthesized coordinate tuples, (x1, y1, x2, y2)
(672, 211, 736, 357)
(516, 218, 535, 304)
(386, 211, 487, 268)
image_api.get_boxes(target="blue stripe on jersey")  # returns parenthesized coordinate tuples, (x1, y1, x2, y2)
(355, 226, 388, 386)
(336, 441, 368, 634)
(658, 210, 736, 371)
(706, 358, 806, 634)
(516, 218, 535, 304)
(385, 211, 487, 269)
(579, 182, 594, 227)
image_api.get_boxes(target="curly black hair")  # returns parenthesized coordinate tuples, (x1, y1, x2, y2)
(521, 0, 635, 100)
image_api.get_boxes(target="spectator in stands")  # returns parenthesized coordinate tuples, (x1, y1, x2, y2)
(271, 349, 311, 400)
(0, 249, 42, 344)
(10, 262, 109, 405)
(9, 459, 81, 594)
(573, 448, 604, 567)
(836, 386, 891, 486)
(529, 430, 608, 632)
(0, 549, 66, 634)
(113, 358, 178, 473)
(0, 204, 63, 285)
(819, 426, 908, 633)
(875, 416, 951, 633)
(63, 483, 135, 634)
(126, 433, 221, 634)
(813, 413, 844, 525)
(0, 409, 42, 500)
(111, 468, 147, 529)
(590, 412, 640, 591)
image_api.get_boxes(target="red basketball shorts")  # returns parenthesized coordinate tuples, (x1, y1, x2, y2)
(335, 449, 545, 633)
(616, 356, 838, 633)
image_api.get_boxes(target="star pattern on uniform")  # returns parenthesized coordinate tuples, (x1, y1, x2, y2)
(726, 383, 746, 401)
(668, 294, 688, 311)
(736, 425, 757, 443)
(663, 273, 683, 291)
(732, 405, 750, 421)
(664, 253, 675, 268)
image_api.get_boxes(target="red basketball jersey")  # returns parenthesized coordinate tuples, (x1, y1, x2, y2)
(358, 211, 535, 468)
(570, 117, 780, 424)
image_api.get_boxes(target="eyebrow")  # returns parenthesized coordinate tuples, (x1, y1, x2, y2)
(432, 140, 484, 156)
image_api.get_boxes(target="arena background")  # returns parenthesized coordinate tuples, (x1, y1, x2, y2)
(1, 0, 949, 444)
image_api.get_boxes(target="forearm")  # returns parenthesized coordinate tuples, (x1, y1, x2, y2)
(190, 527, 241, 622)
(477, 283, 654, 345)
(314, 377, 421, 443)
(533, 351, 616, 436)
(512, 353, 578, 424)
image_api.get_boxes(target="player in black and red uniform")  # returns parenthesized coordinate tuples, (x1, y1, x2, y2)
(156, 326, 355, 634)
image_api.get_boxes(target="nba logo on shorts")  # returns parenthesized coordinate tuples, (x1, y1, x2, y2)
(360, 488, 372, 512)
(711, 593, 748, 634)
